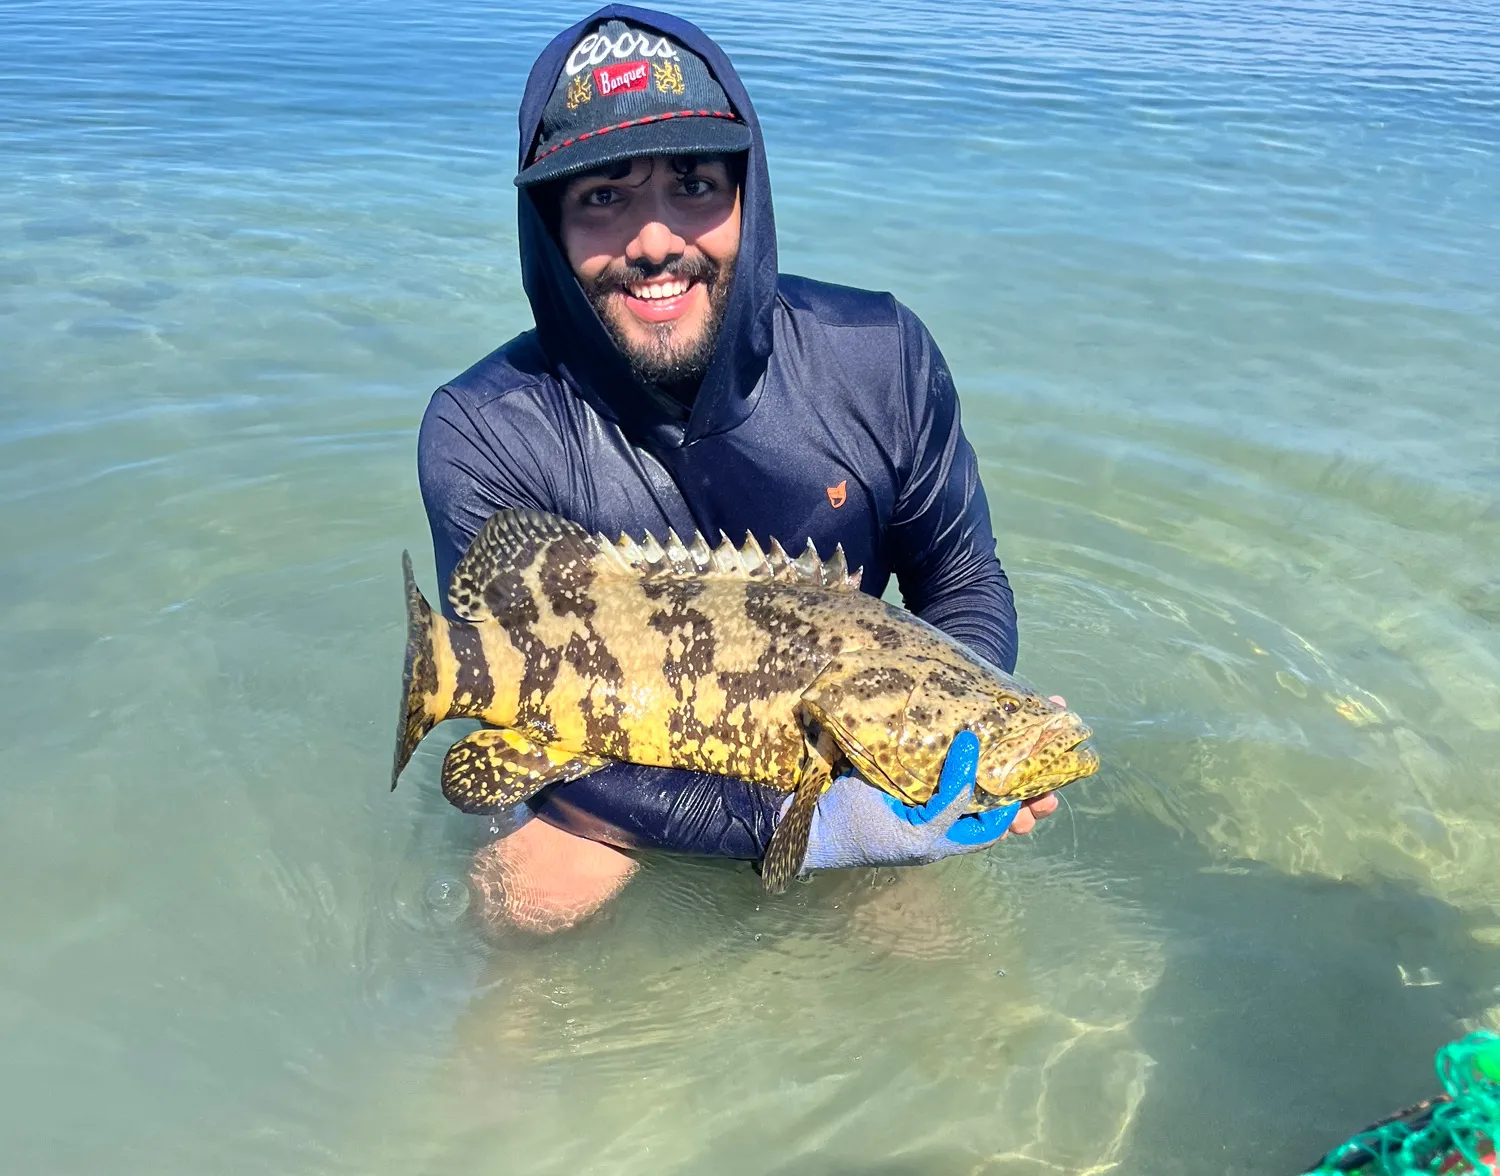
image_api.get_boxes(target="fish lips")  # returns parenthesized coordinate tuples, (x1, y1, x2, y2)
(1036, 713, 1095, 756)
(989, 715, 1100, 802)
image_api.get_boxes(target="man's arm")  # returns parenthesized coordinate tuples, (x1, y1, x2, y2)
(885, 305, 1018, 673)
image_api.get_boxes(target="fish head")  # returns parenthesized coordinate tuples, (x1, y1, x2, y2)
(894, 666, 1099, 808)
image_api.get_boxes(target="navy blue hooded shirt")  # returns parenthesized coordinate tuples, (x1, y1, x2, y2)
(417, 4, 1017, 858)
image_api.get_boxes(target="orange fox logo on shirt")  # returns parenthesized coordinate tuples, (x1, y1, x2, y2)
(826, 480, 847, 508)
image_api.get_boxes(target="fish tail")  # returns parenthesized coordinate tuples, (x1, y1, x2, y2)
(392, 550, 444, 791)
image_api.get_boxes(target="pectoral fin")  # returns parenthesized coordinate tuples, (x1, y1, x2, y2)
(440, 728, 605, 814)
(801, 655, 928, 804)
(761, 720, 837, 895)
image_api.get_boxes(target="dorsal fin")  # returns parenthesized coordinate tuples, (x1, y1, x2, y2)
(448, 508, 601, 622)
(449, 509, 864, 622)
(609, 525, 862, 591)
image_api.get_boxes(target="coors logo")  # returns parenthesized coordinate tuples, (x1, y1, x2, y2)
(566, 28, 678, 76)
(594, 60, 650, 97)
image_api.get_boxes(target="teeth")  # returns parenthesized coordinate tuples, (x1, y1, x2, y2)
(628, 278, 690, 301)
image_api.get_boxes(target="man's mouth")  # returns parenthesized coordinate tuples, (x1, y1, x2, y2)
(620, 276, 701, 324)
(630, 277, 691, 301)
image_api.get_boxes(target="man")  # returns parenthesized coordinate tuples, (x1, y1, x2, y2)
(418, 5, 1057, 933)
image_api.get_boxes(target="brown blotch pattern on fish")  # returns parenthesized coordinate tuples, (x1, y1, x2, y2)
(565, 630, 631, 761)
(447, 621, 493, 717)
(855, 617, 907, 651)
(539, 540, 597, 618)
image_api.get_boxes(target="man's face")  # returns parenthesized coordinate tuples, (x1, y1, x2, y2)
(556, 154, 741, 390)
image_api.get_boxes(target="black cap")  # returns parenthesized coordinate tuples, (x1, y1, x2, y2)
(515, 18, 752, 188)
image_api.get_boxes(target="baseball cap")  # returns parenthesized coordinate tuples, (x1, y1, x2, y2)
(515, 18, 752, 188)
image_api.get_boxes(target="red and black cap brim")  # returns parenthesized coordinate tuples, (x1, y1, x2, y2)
(514, 112, 751, 188)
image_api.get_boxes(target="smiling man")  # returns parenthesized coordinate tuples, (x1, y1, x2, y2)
(561, 151, 742, 405)
(418, 6, 1056, 933)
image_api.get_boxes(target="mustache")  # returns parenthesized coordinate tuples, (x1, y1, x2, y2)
(586, 253, 720, 297)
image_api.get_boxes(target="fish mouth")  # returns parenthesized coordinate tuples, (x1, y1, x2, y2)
(988, 716, 1100, 803)
(1038, 713, 1094, 753)
(1067, 740, 1101, 776)
(1049, 722, 1100, 777)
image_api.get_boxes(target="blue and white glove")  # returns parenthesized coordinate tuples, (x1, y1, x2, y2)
(786, 731, 1021, 873)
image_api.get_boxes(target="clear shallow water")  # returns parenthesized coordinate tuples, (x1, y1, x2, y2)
(2, 0, 1498, 1172)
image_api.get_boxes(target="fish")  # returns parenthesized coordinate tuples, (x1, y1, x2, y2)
(392, 509, 1100, 893)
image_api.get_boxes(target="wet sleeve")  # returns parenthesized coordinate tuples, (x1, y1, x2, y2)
(525, 763, 781, 859)
(416, 387, 784, 859)
(887, 307, 1019, 673)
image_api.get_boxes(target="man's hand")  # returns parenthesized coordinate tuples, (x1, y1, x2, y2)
(470, 815, 637, 935)
(792, 724, 1060, 875)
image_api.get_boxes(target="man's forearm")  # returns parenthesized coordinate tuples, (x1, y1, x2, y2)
(914, 562, 1018, 673)
(888, 307, 1019, 674)
(529, 761, 782, 858)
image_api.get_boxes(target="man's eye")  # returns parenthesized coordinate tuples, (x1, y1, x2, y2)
(680, 177, 714, 197)
(582, 188, 619, 207)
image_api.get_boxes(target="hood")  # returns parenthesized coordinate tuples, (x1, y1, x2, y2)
(515, 4, 778, 449)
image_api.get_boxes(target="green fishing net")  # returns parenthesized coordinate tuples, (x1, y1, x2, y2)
(1304, 1031, 1500, 1175)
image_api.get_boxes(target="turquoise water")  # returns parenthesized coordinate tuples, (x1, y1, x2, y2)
(3, 0, 1499, 1172)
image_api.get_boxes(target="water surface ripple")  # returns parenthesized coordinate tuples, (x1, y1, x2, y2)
(2, 1, 1498, 1173)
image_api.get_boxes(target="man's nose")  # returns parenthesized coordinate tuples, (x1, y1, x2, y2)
(625, 218, 686, 268)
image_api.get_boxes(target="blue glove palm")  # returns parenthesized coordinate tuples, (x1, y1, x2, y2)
(789, 731, 1021, 873)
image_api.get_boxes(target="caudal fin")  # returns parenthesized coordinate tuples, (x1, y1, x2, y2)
(392, 551, 441, 790)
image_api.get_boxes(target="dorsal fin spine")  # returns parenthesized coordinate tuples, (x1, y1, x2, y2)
(740, 534, 769, 579)
(448, 510, 863, 625)
(596, 523, 863, 591)
(767, 538, 790, 577)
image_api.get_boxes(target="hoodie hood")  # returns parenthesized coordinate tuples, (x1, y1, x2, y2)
(515, 5, 778, 449)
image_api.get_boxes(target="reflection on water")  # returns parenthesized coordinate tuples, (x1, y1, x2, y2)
(2, 0, 1498, 1173)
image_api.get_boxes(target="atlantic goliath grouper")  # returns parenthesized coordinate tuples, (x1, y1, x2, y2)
(391, 509, 1101, 893)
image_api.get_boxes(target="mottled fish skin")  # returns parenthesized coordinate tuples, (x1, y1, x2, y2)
(392, 510, 1100, 884)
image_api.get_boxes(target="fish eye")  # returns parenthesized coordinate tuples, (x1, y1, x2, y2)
(1001, 699, 1019, 715)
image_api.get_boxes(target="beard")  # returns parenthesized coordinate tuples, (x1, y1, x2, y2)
(583, 252, 736, 397)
